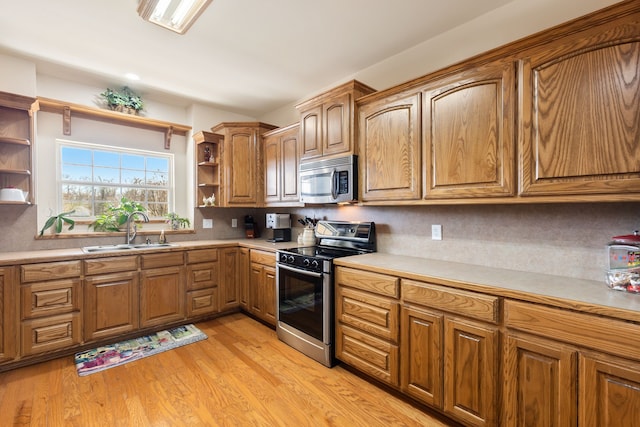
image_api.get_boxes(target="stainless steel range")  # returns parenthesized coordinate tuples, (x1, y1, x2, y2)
(276, 220, 376, 367)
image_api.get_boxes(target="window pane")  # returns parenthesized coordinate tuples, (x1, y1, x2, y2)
(147, 157, 168, 172)
(122, 154, 145, 170)
(61, 147, 92, 165)
(95, 166, 120, 184)
(94, 151, 120, 168)
(147, 202, 168, 217)
(147, 171, 168, 186)
(61, 164, 92, 182)
(122, 169, 145, 185)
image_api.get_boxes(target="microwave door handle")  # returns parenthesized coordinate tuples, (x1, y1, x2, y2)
(331, 168, 338, 199)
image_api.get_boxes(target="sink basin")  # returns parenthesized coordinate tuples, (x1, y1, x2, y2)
(82, 243, 176, 253)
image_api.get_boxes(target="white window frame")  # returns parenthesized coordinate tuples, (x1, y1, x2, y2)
(56, 139, 175, 218)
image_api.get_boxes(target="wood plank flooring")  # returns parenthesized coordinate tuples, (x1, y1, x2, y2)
(0, 313, 458, 426)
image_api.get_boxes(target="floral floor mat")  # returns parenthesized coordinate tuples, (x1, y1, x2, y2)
(74, 324, 207, 376)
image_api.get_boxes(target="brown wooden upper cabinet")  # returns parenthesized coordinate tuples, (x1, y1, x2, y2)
(297, 80, 375, 161)
(358, 90, 422, 202)
(263, 123, 302, 206)
(423, 61, 515, 199)
(519, 13, 640, 197)
(211, 122, 277, 207)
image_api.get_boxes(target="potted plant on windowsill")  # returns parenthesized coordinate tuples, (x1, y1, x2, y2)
(39, 209, 75, 236)
(89, 197, 146, 232)
(165, 212, 190, 230)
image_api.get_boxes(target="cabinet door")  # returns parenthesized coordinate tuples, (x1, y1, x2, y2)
(424, 61, 515, 198)
(239, 248, 250, 309)
(444, 317, 498, 427)
(263, 265, 276, 325)
(280, 128, 301, 202)
(220, 248, 239, 312)
(503, 333, 578, 427)
(300, 105, 323, 159)
(140, 266, 185, 328)
(519, 21, 640, 196)
(323, 92, 351, 156)
(401, 305, 443, 408)
(225, 127, 259, 205)
(84, 272, 139, 342)
(249, 263, 265, 319)
(358, 92, 422, 201)
(264, 133, 280, 203)
(580, 352, 640, 427)
(0, 267, 16, 363)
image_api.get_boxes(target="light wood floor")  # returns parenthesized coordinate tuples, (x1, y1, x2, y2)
(0, 313, 458, 426)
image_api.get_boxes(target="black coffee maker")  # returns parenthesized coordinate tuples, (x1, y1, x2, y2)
(244, 215, 259, 238)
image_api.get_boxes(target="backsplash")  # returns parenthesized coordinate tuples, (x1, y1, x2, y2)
(2, 202, 639, 282)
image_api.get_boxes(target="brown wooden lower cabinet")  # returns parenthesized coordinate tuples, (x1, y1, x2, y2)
(0, 267, 16, 363)
(186, 249, 220, 318)
(140, 265, 185, 328)
(21, 312, 81, 356)
(335, 267, 400, 387)
(219, 247, 239, 312)
(400, 304, 498, 427)
(248, 249, 276, 326)
(580, 352, 640, 427)
(238, 248, 250, 310)
(84, 271, 139, 342)
(503, 332, 578, 427)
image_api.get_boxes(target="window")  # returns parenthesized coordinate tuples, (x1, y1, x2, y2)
(57, 140, 174, 218)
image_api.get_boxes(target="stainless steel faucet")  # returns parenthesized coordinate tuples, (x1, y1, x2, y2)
(126, 211, 149, 244)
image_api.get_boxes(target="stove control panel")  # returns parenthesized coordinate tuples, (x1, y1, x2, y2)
(277, 252, 328, 274)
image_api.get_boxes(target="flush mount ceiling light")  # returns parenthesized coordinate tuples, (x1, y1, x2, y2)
(137, 0, 213, 34)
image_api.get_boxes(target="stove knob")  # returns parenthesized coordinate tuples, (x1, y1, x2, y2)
(287, 255, 295, 263)
(280, 254, 288, 262)
(311, 259, 319, 269)
(303, 258, 311, 267)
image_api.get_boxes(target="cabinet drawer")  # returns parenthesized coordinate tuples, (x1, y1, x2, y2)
(336, 324, 399, 387)
(21, 278, 81, 319)
(186, 248, 218, 264)
(21, 260, 81, 283)
(186, 262, 218, 290)
(141, 251, 184, 269)
(336, 267, 399, 298)
(250, 249, 275, 266)
(505, 300, 640, 361)
(403, 279, 501, 324)
(187, 288, 218, 317)
(84, 255, 138, 275)
(336, 286, 399, 342)
(21, 312, 81, 356)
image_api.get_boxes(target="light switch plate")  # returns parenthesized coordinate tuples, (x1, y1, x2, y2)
(231, 218, 238, 228)
(202, 219, 213, 229)
(432, 224, 442, 240)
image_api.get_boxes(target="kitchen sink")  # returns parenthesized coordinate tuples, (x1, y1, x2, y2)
(81, 243, 176, 253)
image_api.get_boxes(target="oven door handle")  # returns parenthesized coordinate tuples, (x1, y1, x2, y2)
(277, 263, 323, 278)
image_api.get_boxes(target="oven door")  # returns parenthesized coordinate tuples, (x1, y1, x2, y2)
(276, 263, 331, 344)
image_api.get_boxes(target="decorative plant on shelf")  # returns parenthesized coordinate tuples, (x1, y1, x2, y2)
(89, 197, 146, 232)
(100, 86, 144, 114)
(165, 212, 191, 230)
(39, 209, 75, 236)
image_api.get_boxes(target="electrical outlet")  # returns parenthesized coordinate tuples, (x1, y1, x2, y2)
(231, 218, 237, 228)
(202, 219, 213, 229)
(432, 224, 442, 240)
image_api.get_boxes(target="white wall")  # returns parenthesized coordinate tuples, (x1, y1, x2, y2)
(0, 53, 36, 96)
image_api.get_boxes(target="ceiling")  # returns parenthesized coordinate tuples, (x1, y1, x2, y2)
(0, 0, 515, 117)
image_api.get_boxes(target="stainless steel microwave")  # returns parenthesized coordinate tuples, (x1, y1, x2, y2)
(299, 155, 357, 204)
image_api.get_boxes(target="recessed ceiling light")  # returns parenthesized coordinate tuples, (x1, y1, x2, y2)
(137, 0, 213, 35)
(125, 73, 141, 81)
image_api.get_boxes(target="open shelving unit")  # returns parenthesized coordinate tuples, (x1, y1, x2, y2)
(0, 92, 38, 205)
(194, 131, 223, 207)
